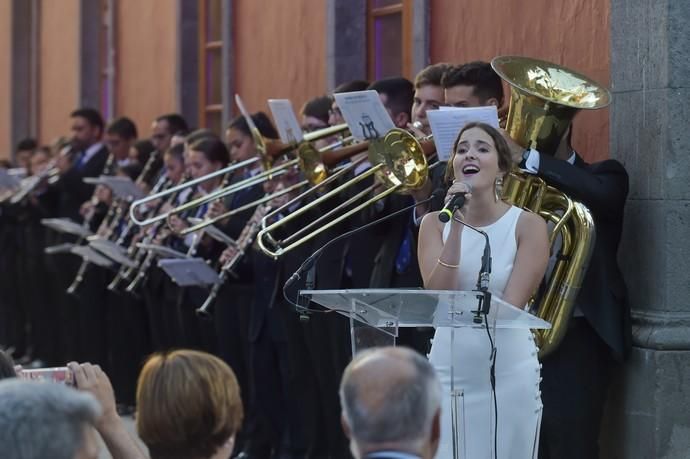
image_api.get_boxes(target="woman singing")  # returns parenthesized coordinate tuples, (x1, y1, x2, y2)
(418, 122, 549, 459)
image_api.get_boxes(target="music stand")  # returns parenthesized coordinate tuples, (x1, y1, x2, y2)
(84, 176, 145, 201)
(135, 243, 189, 259)
(88, 237, 137, 268)
(70, 245, 115, 268)
(158, 257, 220, 287)
(41, 218, 94, 239)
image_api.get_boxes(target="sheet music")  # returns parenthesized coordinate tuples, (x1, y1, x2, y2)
(428, 106, 500, 161)
(0, 168, 21, 188)
(268, 99, 304, 144)
(333, 90, 396, 141)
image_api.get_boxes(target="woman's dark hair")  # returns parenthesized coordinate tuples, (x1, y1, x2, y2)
(132, 139, 155, 165)
(227, 112, 279, 140)
(334, 80, 370, 94)
(301, 96, 332, 125)
(188, 137, 230, 167)
(186, 128, 218, 146)
(445, 122, 513, 184)
(0, 349, 16, 379)
(164, 143, 186, 161)
(155, 113, 189, 136)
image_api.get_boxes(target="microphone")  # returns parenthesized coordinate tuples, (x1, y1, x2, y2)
(438, 183, 472, 223)
(448, 216, 492, 323)
(283, 188, 446, 317)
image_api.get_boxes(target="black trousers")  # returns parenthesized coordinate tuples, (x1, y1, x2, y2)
(106, 289, 151, 406)
(539, 318, 615, 459)
(301, 311, 352, 459)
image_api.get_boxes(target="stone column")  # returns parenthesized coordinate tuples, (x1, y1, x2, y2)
(79, 0, 102, 109)
(326, 0, 366, 90)
(603, 1, 690, 458)
(177, 0, 200, 127)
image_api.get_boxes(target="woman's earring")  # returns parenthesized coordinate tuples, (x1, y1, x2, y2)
(494, 177, 503, 203)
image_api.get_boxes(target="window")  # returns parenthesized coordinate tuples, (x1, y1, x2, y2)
(199, 0, 224, 135)
(367, 0, 412, 81)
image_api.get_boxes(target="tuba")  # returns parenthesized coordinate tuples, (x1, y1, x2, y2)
(491, 56, 610, 357)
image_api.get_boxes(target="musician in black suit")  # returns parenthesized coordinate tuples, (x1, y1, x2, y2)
(506, 127, 630, 459)
(234, 163, 313, 459)
(205, 113, 280, 456)
(47, 108, 110, 364)
(339, 346, 442, 459)
(55, 108, 110, 223)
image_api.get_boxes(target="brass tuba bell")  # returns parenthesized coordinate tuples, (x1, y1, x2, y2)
(491, 56, 610, 357)
(492, 55, 611, 155)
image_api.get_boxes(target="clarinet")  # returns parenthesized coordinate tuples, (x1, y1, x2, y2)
(65, 152, 120, 296)
(196, 202, 272, 317)
(107, 175, 170, 292)
(68, 152, 162, 295)
(123, 181, 195, 294)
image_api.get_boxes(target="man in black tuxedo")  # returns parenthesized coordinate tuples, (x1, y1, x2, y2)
(55, 108, 110, 223)
(339, 346, 441, 459)
(506, 127, 630, 459)
(48, 108, 110, 364)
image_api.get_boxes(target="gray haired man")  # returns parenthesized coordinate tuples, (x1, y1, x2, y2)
(339, 346, 442, 459)
(0, 378, 101, 459)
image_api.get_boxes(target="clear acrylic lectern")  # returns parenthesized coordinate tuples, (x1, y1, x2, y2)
(302, 288, 551, 459)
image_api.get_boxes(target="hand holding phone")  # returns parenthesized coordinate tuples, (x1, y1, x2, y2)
(17, 367, 75, 386)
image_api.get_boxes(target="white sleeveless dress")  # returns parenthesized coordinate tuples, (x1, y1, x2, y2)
(428, 206, 542, 459)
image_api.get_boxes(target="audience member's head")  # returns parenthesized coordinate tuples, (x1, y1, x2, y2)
(105, 117, 138, 162)
(14, 137, 38, 170)
(340, 347, 442, 459)
(368, 77, 415, 128)
(152, 113, 189, 154)
(70, 108, 105, 151)
(0, 379, 101, 459)
(0, 349, 16, 379)
(412, 63, 452, 134)
(442, 61, 504, 108)
(136, 350, 244, 459)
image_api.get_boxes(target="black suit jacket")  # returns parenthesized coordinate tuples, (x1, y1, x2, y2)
(537, 153, 631, 361)
(56, 145, 110, 222)
(249, 212, 316, 342)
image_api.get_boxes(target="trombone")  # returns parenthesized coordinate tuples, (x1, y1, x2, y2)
(257, 128, 435, 258)
(129, 123, 349, 227)
(174, 135, 367, 236)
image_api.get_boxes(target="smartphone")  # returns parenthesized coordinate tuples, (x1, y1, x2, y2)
(18, 367, 74, 386)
